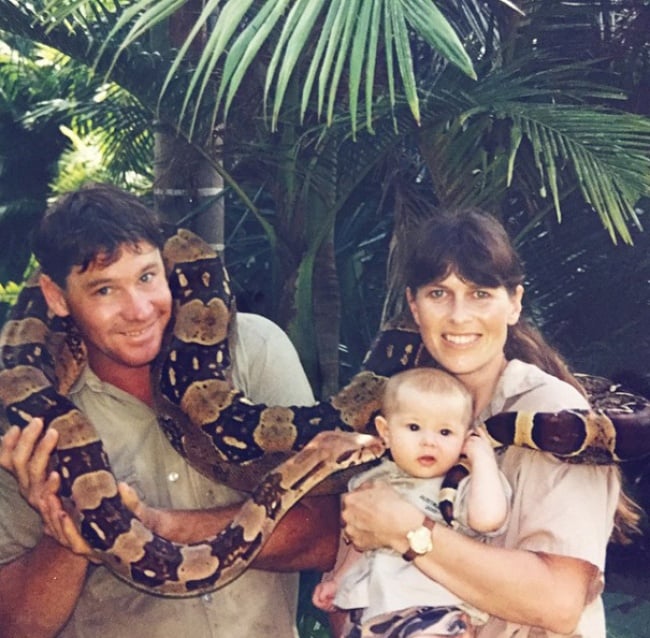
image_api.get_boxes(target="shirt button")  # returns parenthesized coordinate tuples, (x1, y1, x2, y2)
(202, 593, 213, 603)
(167, 471, 180, 483)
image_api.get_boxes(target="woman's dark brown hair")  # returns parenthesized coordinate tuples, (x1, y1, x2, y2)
(405, 208, 641, 541)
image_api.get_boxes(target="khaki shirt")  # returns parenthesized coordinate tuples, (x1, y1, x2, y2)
(477, 360, 620, 638)
(337, 461, 510, 625)
(0, 313, 315, 637)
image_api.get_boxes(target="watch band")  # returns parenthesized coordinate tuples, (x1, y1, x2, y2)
(402, 517, 436, 562)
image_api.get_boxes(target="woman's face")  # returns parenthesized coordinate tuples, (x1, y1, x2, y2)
(407, 273, 523, 390)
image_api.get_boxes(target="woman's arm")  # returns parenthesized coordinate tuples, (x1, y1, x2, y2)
(341, 481, 596, 635)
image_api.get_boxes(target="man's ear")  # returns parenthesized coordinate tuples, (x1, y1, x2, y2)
(39, 274, 70, 317)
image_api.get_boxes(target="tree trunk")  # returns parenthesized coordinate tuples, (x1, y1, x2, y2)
(153, 128, 224, 251)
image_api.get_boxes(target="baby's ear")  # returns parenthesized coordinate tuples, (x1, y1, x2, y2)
(374, 414, 390, 447)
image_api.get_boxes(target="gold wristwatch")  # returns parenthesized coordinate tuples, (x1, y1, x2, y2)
(402, 518, 435, 561)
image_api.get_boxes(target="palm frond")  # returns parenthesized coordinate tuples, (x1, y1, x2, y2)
(32, 0, 479, 137)
(414, 58, 650, 242)
(511, 105, 648, 242)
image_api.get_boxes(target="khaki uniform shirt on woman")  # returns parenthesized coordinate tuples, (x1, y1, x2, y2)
(0, 313, 315, 638)
(477, 359, 620, 638)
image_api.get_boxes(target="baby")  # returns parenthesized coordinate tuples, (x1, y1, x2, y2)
(313, 367, 511, 637)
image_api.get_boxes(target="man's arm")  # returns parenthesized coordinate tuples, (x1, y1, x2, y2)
(0, 535, 88, 638)
(2, 419, 339, 571)
(135, 486, 340, 572)
(0, 423, 90, 638)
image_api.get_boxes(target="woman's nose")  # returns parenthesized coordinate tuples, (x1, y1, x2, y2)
(448, 296, 470, 322)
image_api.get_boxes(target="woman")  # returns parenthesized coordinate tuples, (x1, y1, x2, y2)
(340, 209, 633, 637)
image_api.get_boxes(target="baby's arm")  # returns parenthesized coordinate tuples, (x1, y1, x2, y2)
(461, 427, 509, 533)
(312, 534, 363, 612)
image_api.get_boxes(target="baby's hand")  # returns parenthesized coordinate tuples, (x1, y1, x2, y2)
(312, 578, 339, 612)
(462, 427, 496, 466)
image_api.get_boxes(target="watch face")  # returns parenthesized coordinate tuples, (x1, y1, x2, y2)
(408, 526, 433, 554)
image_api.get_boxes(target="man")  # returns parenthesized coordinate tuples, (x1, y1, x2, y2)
(0, 183, 338, 637)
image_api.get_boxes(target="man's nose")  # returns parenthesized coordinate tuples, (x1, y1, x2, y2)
(123, 290, 150, 319)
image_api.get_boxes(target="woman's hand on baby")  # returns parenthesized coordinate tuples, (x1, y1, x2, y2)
(341, 480, 422, 554)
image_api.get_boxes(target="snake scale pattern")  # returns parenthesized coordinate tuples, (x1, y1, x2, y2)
(0, 227, 649, 596)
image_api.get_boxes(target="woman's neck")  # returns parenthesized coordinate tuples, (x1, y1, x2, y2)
(458, 356, 509, 419)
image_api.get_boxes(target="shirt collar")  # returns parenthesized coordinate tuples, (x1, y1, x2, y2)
(478, 359, 548, 423)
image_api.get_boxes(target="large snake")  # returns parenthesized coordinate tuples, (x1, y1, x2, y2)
(0, 227, 648, 597)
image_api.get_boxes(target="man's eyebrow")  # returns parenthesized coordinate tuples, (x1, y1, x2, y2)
(80, 259, 162, 290)
(80, 275, 113, 291)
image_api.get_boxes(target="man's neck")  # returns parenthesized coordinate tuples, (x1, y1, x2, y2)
(111, 370, 154, 407)
(88, 356, 154, 407)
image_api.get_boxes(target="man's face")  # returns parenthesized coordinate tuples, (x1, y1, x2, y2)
(45, 242, 172, 376)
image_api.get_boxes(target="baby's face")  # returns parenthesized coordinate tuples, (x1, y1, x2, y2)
(375, 386, 469, 479)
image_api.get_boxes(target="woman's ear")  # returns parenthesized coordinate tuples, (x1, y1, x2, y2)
(39, 274, 70, 317)
(374, 414, 390, 448)
(406, 287, 420, 326)
(507, 284, 524, 325)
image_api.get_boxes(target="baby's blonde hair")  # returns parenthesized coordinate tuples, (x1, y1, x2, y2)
(382, 367, 473, 428)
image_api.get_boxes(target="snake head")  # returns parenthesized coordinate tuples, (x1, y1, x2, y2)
(303, 430, 386, 469)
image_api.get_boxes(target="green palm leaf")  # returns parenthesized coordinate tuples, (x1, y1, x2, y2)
(31, 0, 481, 135)
(413, 58, 650, 244)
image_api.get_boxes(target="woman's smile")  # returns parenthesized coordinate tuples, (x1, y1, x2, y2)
(442, 333, 480, 346)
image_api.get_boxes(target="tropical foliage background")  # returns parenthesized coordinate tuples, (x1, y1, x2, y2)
(0, 1, 649, 635)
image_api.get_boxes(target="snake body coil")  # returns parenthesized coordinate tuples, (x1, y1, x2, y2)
(0, 227, 648, 595)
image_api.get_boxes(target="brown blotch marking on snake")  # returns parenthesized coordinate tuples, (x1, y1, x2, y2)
(51, 409, 102, 448)
(180, 380, 238, 424)
(253, 407, 299, 451)
(329, 371, 385, 428)
(173, 297, 229, 345)
(0, 365, 51, 405)
(110, 519, 154, 562)
(68, 470, 118, 511)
